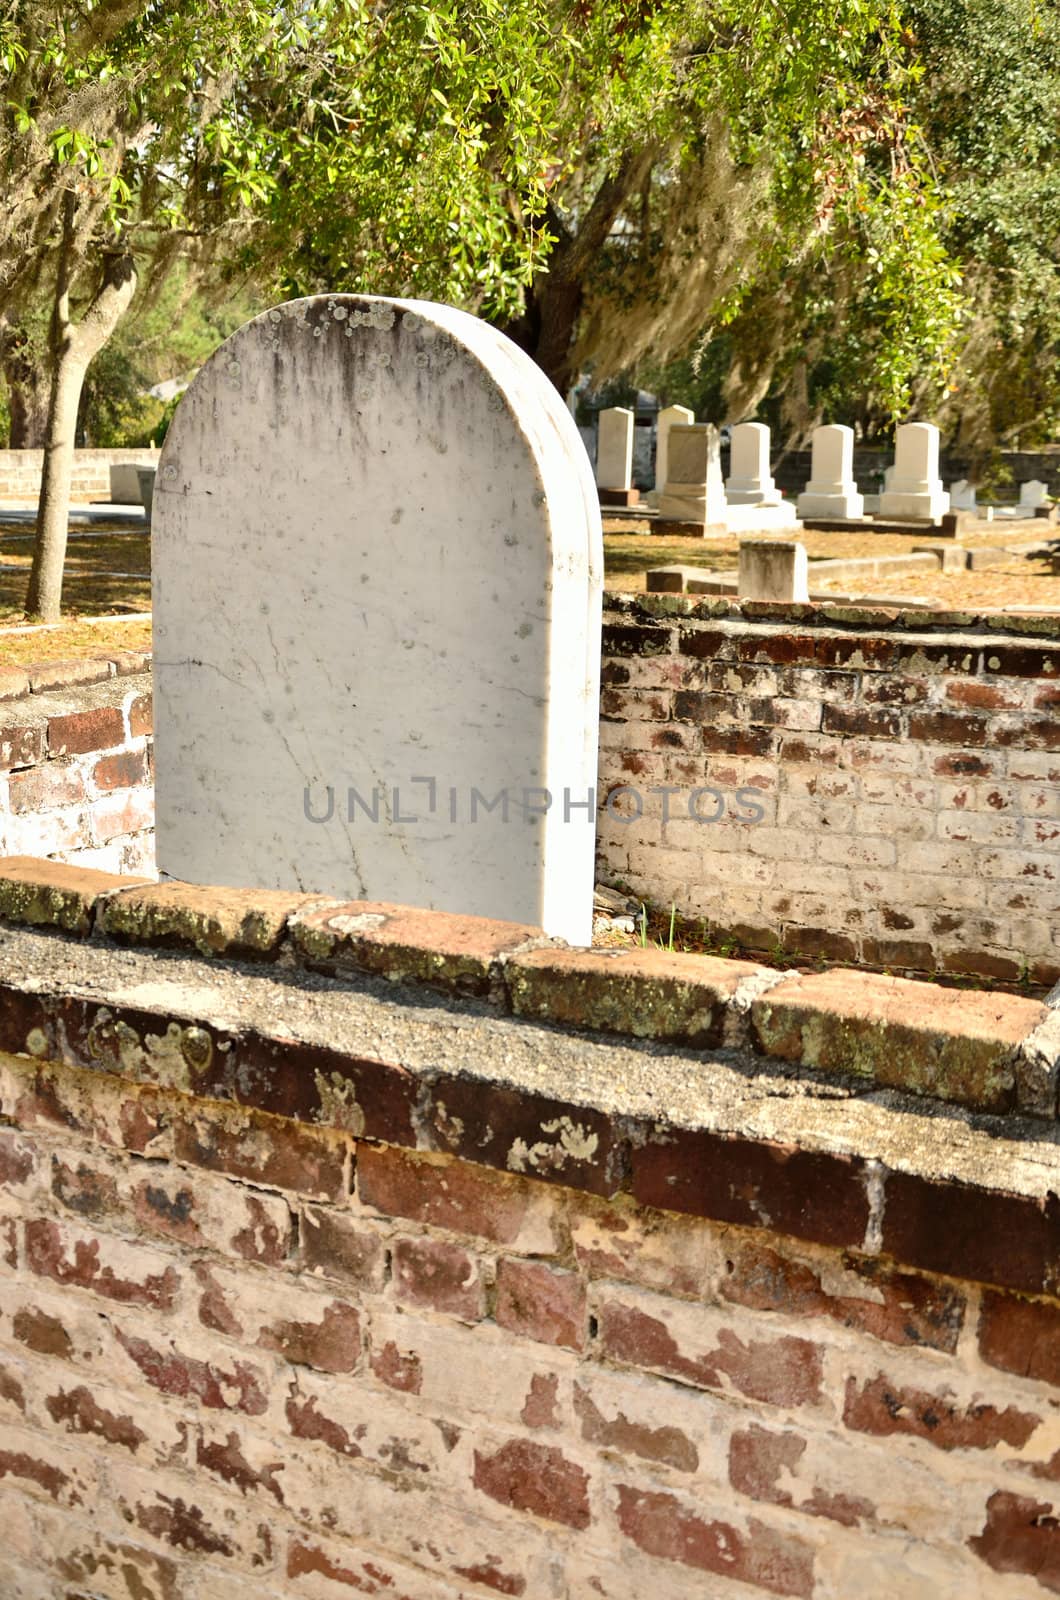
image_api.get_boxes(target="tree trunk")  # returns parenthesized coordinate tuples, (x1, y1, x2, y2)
(500, 147, 656, 394)
(25, 205, 137, 620)
(0, 319, 50, 448)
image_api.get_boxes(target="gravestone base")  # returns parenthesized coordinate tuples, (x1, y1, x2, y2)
(599, 487, 641, 507)
(796, 487, 865, 519)
(725, 486, 778, 506)
(657, 485, 727, 523)
(879, 489, 950, 521)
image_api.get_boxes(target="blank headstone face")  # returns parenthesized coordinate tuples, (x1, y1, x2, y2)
(811, 424, 854, 487)
(654, 404, 694, 491)
(596, 407, 634, 490)
(725, 421, 775, 502)
(1020, 479, 1048, 507)
(153, 296, 603, 944)
(797, 424, 864, 520)
(892, 422, 939, 489)
(880, 422, 948, 520)
(657, 423, 726, 522)
(738, 539, 808, 602)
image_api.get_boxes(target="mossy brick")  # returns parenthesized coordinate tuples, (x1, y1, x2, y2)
(289, 900, 545, 997)
(507, 947, 759, 1045)
(99, 880, 315, 958)
(603, 623, 675, 657)
(751, 969, 1047, 1114)
(0, 856, 144, 936)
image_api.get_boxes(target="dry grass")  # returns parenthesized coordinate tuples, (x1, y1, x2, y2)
(603, 521, 1060, 609)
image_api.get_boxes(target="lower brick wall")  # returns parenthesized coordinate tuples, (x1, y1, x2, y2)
(1, 1049, 1058, 1600)
(0, 662, 154, 876)
(599, 595, 1060, 987)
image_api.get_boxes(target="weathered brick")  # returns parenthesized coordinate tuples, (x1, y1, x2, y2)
(0, 723, 45, 770)
(631, 1127, 868, 1251)
(93, 747, 149, 791)
(48, 706, 125, 756)
(355, 1144, 564, 1253)
(127, 691, 153, 738)
(495, 1259, 586, 1350)
(115, 1329, 267, 1415)
(614, 1483, 814, 1596)
(259, 1299, 361, 1375)
(0, 1425, 95, 1509)
(392, 1236, 487, 1321)
(172, 1107, 348, 1200)
(473, 1437, 590, 1529)
(99, 879, 311, 958)
(729, 1424, 874, 1528)
(978, 1290, 1060, 1387)
(29, 659, 112, 694)
(0, 855, 141, 935)
(285, 1369, 449, 1479)
(0, 1129, 38, 1195)
(843, 1372, 1040, 1451)
(569, 1193, 717, 1299)
(107, 1462, 274, 1565)
(6, 762, 86, 813)
(573, 1369, 706, 1474)
(750, 968, 1043, 1112)
(720, 1238, 965, 1352)
(290, 900, 541, 996)
(423, 1075, 619, 1196)
(881, 1172, 1060, 1297)
(968, 1489, 1060, 1589)
(595, 1288, 823, 1408)
(507, 947, 756, 1045)
(24, 1218, 180, 1309)
(301, 1204, 388, 1288)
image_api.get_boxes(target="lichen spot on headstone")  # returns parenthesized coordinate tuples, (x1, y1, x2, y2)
(152, 296, 603, 944)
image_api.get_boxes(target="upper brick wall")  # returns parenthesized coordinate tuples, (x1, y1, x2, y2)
(0, 657, 153, 876)
(598, 594, 1060, 988)
(0, 446, 159, 500)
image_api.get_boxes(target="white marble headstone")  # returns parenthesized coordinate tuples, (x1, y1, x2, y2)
(797, 424, 864, 519)
(595, 407, 634, 491)
(1019, 479, 1049, 509)
(738, 539, 809, 603)
(153, 296, 603, 945)
(654, 404, 694, 492)
(879, 423, 949, 520)
(657, 424, 726, 523)
(725, 422, 777, 505)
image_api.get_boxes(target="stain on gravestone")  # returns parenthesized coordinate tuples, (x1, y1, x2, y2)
(153, 296, 603, 944)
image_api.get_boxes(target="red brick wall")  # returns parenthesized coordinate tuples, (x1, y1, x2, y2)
(0, 659, 154, 876)
(599, 595, 1060, 988)
(1, 1049, 1059, 1600)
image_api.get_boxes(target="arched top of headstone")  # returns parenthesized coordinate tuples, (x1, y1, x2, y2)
(153, 296, 603, 943)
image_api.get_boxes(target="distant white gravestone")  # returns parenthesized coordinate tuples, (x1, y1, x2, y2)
(153, 296, 603, 945)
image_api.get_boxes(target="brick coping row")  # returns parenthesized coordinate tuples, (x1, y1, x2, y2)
(0, 855, 1056, 1125)
(0, 648, 151, 703)
(607, 590, 1060, 639)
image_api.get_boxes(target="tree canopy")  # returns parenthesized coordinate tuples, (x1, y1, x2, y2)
(1, 0, 1058, 574)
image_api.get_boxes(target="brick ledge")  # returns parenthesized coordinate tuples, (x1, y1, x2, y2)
(0, 856, 1054, 1123)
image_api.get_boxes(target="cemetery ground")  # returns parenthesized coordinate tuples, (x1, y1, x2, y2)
(0, 509, 1058, 667)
